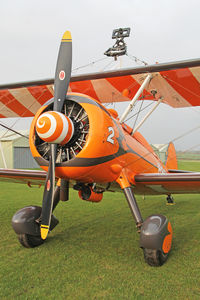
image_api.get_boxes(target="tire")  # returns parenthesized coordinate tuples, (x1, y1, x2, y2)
(143, 248, 169, 267)
(18, 233, 44, 248)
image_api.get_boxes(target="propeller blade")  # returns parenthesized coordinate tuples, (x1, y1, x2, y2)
(40, 31, 72, 240)
(53, 31, 72, 112)
(40, 144, 56, 240)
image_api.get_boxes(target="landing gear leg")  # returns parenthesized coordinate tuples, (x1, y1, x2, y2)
(123, 187, 143, 231)
(166, 194, 175, 205)
(117, 172, 173, 267)
(117, 172, 143, 231)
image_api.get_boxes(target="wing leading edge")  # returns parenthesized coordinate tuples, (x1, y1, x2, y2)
(1, 168, 200, 196)
(0, 58, 200, 118)
(0, 169, 47, 186)
(134, 172, 200, 195)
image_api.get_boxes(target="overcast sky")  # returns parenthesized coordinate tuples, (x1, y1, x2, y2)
(0, 0, 200, 150)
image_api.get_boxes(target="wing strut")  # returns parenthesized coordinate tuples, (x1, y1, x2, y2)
(119, 74, 152, 123)
(131, 97, 163, 134)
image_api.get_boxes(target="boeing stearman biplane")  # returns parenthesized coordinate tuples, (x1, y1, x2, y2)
(0, 28, 200, 267)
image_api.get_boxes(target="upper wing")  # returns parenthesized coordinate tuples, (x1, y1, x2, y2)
(0, 58, 200, 118)
(134, 172, 200, 195)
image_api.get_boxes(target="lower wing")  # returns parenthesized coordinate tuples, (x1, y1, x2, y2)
(134, 172, 200, 195)
(0, 169, 47, 186)
(1, 168, 200, 195)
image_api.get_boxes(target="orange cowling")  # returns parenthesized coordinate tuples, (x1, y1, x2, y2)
(78, 187, 103, 202)
(29, 93, 121, 183)
(30, 93, 168, 186)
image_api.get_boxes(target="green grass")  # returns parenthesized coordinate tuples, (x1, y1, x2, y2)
(177, 152, 200, 161)
(178, 159, 200, 171)
(0, 161, 200, 299)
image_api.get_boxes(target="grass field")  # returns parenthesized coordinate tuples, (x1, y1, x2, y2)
(177, 152, 200, 161)
(0, 160, 200, 299)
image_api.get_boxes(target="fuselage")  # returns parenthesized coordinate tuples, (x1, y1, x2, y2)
(29, 93, 168, 193)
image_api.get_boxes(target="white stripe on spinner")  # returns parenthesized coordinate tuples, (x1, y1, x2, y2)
(53, 113, 70, 143)
(36, 113, 57, 139)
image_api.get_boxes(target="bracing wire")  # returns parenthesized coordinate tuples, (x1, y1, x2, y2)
(132, 100, 144, 132)
(126, 53, 148, 66)
(171, 125, 200, 143)
(124, 102, 154, 123)
(72, 57, 108, 72)
(0, 122, 28, 139)
(101, 59, 117, 71)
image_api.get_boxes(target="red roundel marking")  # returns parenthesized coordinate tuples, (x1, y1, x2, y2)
(59, 70, 65, 80)
(47, 180, 51, 191)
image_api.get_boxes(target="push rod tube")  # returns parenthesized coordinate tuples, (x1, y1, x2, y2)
(119, 73, 152, 124)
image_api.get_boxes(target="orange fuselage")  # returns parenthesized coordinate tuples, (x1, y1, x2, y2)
(29, 93, 168, 190)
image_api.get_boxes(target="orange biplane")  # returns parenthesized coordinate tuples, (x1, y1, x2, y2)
(0, 29, 200, 266)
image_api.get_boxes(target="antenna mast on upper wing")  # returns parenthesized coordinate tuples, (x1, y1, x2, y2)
(104, 27, 130, 60)
(104, 27, 162, 131)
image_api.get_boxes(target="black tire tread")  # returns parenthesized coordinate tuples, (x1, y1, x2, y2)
(143, 248, 169, 267)
(18, 234, 44, 248)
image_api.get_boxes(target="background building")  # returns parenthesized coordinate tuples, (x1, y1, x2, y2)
(0, 131, 38, 169)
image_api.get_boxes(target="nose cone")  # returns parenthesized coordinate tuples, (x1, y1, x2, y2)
(36, 111, 74, 145)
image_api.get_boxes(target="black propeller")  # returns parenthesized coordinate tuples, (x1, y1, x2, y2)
(40, 31, 72, 240)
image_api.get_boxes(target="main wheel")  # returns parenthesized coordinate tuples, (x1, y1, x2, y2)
(143, 248, 169, 267)
(18, 233, 44, 248)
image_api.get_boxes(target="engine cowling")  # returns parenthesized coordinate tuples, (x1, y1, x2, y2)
(29, 93, 121, 184)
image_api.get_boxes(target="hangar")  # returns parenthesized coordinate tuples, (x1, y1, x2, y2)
(151, 144, 169, 163)
(0, 131, 38, 169)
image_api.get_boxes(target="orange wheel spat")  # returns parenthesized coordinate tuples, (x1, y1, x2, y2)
(162, 222, 173, 254)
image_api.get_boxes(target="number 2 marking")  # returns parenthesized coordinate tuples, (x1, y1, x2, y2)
(107, 127, 114, 144)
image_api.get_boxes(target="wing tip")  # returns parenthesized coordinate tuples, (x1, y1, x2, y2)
(40, 225, 49, 240)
